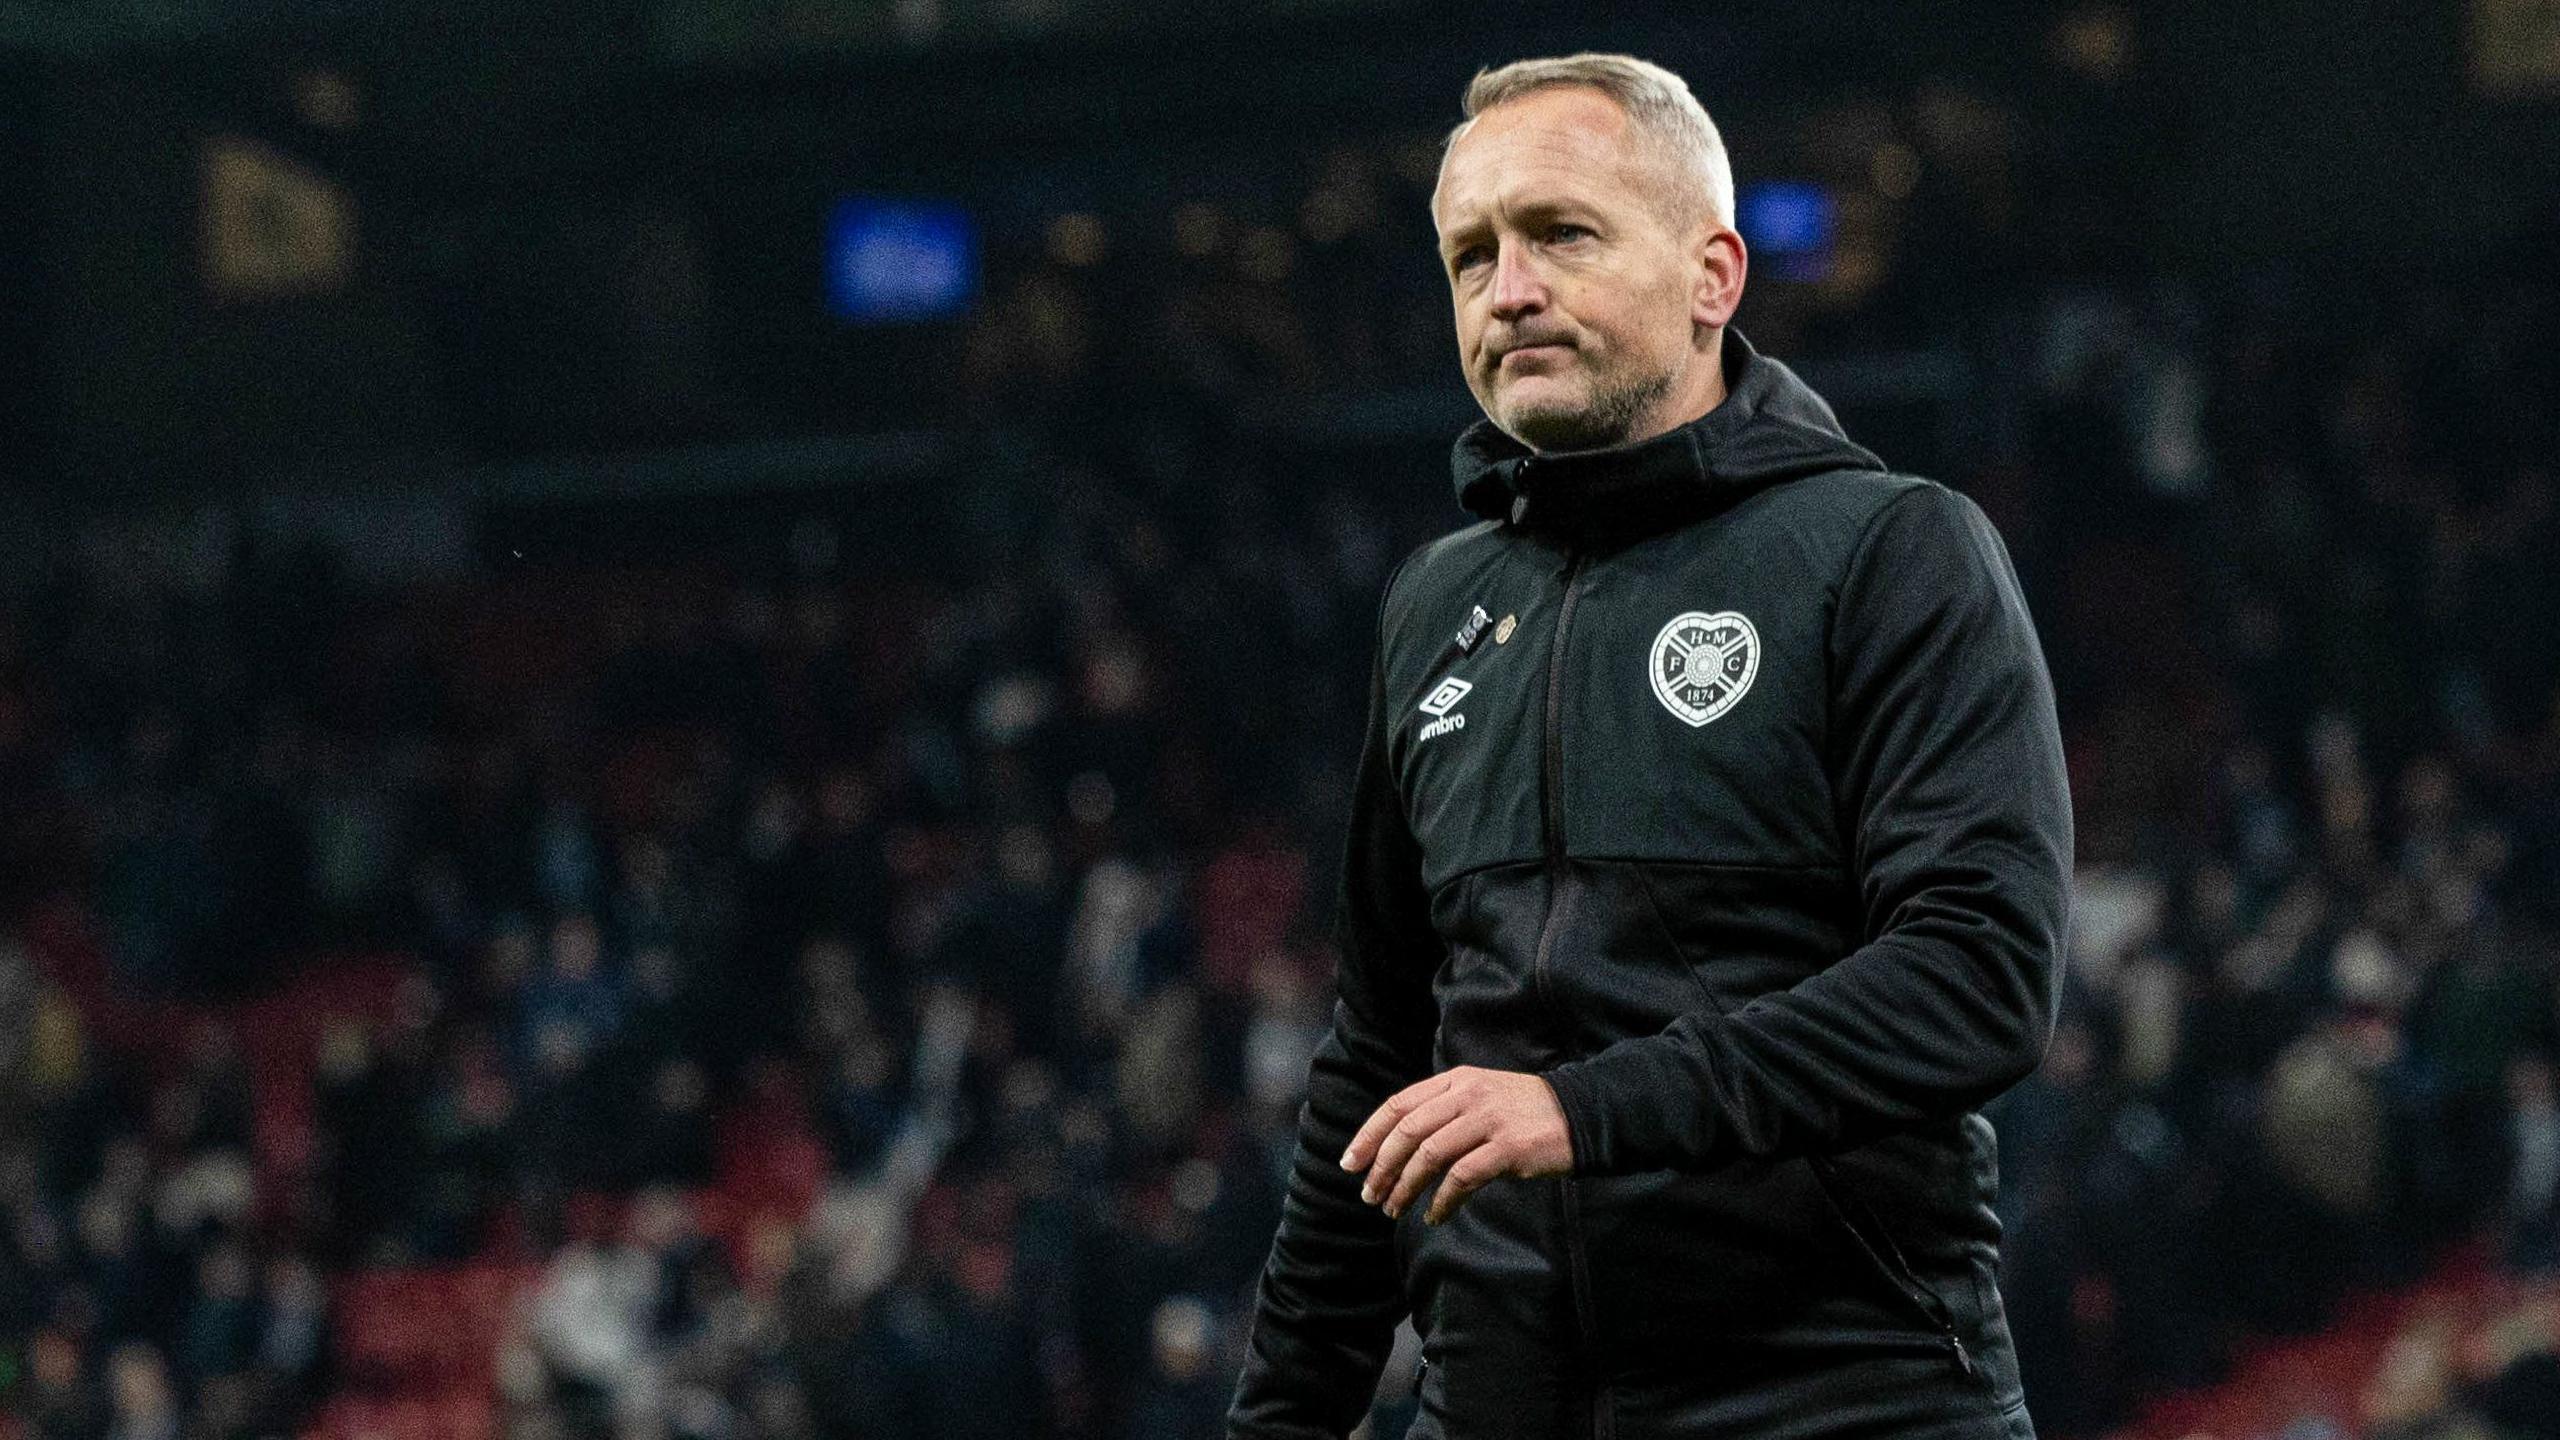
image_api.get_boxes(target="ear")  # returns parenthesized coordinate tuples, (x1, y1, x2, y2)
(1690, 223, 1746, 331)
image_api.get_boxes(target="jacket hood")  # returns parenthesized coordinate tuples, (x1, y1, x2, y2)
(1450, 327, 1885, 548)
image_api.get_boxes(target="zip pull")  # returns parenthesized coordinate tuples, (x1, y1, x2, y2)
(1947, 1334, 1975, 1378)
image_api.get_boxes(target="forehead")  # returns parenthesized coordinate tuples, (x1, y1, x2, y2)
(1432, 86, 1653, 231)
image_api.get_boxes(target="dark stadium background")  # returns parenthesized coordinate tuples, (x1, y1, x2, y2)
(3, 3, 2559, 1438)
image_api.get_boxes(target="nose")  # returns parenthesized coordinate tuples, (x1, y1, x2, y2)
(1487, 237, 1547, 322)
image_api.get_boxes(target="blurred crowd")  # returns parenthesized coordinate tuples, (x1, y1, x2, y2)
(4, 134, 2560, 1440)
(931, 83, 2070, 438)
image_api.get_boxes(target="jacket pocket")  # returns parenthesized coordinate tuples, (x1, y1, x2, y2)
(1632, 863, 1726, 1016)
(1804, 1156, 1980, 1381)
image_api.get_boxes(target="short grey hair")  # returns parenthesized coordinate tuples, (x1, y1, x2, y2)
(1446, 52, 1735, 231)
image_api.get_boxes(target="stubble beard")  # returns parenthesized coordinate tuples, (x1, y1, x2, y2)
(1495, 353, 1680, 454)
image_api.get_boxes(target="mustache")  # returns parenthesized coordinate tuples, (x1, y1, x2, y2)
(1490, 333, 1576, 360)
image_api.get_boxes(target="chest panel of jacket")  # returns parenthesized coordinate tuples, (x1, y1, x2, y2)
(1386, 477, 1892, 895)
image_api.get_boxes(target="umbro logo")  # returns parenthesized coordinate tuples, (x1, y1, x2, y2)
(1417, 676, 1471, 742)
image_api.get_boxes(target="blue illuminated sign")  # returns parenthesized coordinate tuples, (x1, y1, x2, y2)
(826, 197, 978, 322)
(1737, 181, 1834, 282)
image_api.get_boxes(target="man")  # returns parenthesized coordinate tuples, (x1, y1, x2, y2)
(1225, 52, 2071, 1440)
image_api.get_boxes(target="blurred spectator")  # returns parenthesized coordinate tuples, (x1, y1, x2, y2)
(101, 1345, 177, 1440)
(1122, 1296, 1229, 1440)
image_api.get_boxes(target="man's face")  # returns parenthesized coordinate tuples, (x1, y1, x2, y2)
(1432, 86, 1718, 452)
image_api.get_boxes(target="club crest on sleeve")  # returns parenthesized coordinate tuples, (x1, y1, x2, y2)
(1649, 611, 1759, 727)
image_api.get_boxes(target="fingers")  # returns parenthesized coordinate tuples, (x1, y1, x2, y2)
(1424, 1146, 1509, 1225)
(1341, 1073, 1446, 1176)
(1361, 1089, 1472, 1206)
(1382, 1111, 1495, 1218)
(1342, 1066, 1543, 1227)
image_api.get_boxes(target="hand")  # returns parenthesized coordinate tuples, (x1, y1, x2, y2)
(1339, 1066, 1574, 1225)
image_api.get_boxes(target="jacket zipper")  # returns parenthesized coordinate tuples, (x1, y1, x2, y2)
(1532, 547, 1609, 1438)
(1528, 547, 1586, 1016)
(1806, 1155, 1976, 1378)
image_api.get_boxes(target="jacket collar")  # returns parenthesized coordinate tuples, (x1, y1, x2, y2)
(1449, 328, 1886, 550)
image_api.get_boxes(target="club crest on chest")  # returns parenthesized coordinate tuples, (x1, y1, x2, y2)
(1650, 611, 1760, 727)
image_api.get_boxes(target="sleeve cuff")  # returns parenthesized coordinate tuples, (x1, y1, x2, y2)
(1543, 1023, 1727, 1177)
(1541, 1061, 1609, 1175)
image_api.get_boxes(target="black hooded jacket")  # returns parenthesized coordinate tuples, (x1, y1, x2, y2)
(1226, 331, 2072, 1440)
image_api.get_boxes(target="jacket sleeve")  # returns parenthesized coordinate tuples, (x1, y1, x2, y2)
(1227, 571, 1442, 1439)
(1541, 482, 2072, 1175)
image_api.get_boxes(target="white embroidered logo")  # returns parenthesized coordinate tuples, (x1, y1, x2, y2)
(1649, 611, 1759, 727)
(1417, 676, 1471, 742)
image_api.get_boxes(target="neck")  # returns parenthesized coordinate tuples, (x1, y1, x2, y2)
(1633, 330, 1731, 445)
